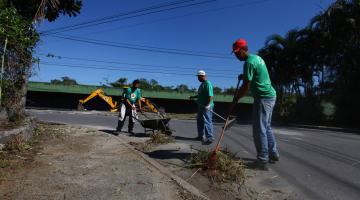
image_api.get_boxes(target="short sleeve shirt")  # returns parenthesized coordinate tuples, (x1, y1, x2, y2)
(243, 54, 276, 98)
(123, 87, 141, 104)
(197, 80, 214, 108)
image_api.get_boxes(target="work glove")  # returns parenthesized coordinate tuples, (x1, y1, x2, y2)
(205, 105, 211, 111)
(238, 74, 244, 81)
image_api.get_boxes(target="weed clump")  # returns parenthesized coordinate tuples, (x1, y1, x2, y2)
(130, 132, 174, 152)
(4, 135, 31, 152)
(150, 132, 174, 144)
(188, 149, 246, 183)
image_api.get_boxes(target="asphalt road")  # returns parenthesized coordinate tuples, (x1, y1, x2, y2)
(29, 109, 360, 200)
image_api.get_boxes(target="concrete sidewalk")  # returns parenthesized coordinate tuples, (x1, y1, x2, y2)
(0, 124, 205, 200)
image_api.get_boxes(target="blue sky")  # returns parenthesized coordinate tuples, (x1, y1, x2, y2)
(32, 0, 335, 90)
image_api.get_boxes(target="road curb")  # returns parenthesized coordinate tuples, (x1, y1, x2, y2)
(120, 139, 210, 200)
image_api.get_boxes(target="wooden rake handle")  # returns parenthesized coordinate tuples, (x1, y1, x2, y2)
(212, 77, 242, 153)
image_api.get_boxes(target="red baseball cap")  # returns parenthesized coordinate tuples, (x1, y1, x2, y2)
(232, 39, 248, 53)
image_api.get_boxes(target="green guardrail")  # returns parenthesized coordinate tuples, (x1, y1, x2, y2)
(28, 82, 254, 104)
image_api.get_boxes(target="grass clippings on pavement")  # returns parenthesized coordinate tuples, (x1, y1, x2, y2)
(188, 149, 246, 184)
(130, 132, 175, 152)
(150, 132, 175, 144)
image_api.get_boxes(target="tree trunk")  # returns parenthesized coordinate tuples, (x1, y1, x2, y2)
(5, 66, 28, 122)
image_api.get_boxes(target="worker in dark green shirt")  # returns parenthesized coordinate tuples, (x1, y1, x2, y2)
(232, 39, 279, 170)
(190, 70, 215, 145)
(116, 79, 142, 134)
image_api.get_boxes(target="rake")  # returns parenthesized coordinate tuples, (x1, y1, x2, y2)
(207, 76, 242, 170)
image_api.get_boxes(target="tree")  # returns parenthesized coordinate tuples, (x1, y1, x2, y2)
(50, 76, 77, 85)
(1, 0, 82, 22)
(110, 77, 128, 88)
(223, 87, 236, 95)
(0, 0, 82, 122)
(0, 8, 39, 121)
(175, 84, 189, 93)
(257, 0, 360, 126)
(213, 86, 222, 94)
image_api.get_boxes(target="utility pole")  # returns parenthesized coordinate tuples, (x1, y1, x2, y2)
(0, 38, 8, 107)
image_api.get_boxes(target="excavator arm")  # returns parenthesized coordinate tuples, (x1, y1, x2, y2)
(78, 88, 161, 114)
(140, 98, 160, 113)
(78, 88, 118, 112)
(98, 92, 118, 112)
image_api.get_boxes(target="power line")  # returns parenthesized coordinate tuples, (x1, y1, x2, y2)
(36, 53, 238, 72)
(40, 1, 272, 59)
(81, 0, 271, 36)
(39, 62, 237, 79)
(69, 35, 229, 56)
(40, 0, 198, 34)
(38, 60, 235, 75)
(41, 0, 216, 35)
(47, 35, 233, 59)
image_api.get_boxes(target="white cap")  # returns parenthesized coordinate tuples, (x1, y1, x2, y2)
(197, 70, 206, 76)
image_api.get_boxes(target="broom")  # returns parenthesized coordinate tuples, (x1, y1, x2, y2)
(207, 76, 242, 170)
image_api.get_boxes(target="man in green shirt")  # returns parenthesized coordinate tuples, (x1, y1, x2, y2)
(116, 79, 142, 134)
(190, 70, 215, 145)
(232, 39, 279, 170)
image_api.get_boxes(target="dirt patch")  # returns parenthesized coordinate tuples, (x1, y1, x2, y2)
(0, 123, 191, 200)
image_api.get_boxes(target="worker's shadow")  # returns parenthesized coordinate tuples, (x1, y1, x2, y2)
(99, 129, 150, 138)
(145, 150, 191, 162)
(100, 129, 118, 136)
(173, 136, 201, 141)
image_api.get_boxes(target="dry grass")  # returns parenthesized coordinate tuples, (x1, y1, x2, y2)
(4, 135, 31, 152)
(188, 149, 246, 183)
(150, 132, 175, 144)
(130, 132, 174, 152)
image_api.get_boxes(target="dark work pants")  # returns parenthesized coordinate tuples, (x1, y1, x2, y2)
(116, 104, 134, 132)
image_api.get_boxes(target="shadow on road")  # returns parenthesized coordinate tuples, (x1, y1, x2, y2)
(99, 129, 151, 138)
(99, 129, 118, 136)
(146, 150, 191, 161)
(173, 135, 199, 141)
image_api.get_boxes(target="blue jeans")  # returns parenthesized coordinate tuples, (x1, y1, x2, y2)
(253, 97, 279, 162)
(197, 107, 214, 141)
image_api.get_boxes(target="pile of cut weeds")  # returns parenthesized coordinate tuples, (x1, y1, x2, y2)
(130, 132, 174, 152)
(188, 149, 246, 183)
(149, 132, 175, 144)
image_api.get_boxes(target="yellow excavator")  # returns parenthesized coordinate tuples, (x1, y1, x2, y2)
(78, 88, 119, 112)
(77, 88, 159, 113)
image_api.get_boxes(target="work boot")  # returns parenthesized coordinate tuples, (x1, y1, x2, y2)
(202, 138, 214, 145)
(114, 127, 123, 135)
(269, 155, 280, 164)
(249, 160, 268, 171)
(195, 136, 203, 141)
